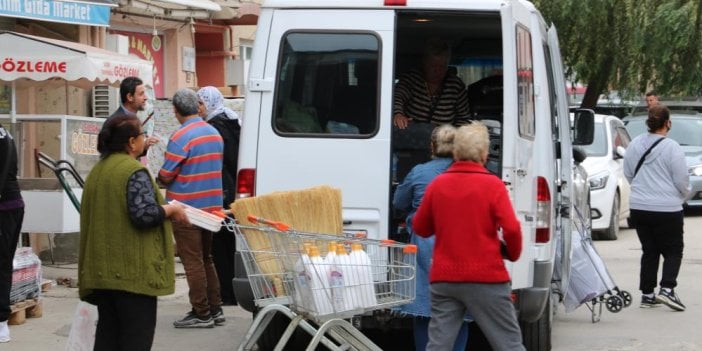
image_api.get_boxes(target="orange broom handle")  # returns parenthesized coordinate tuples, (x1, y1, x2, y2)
(247, 214, 291, 231)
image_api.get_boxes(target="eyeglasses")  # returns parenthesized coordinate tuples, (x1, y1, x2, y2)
(133, 131, 148, 138)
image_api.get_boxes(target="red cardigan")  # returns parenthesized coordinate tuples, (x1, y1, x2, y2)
(412, 161, 522, 283)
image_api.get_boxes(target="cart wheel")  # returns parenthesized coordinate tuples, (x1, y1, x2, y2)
(619, 290, 632, 307)
(606, 295, 624, 313)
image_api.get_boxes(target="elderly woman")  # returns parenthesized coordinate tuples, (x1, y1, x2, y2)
(393, 124, 468, 351)
(412, 122, 524, 351)
(196, 86, 241, 306)
(79, 113, 188, 350)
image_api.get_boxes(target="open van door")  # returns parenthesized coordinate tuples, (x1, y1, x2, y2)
(547, 24, 574, 297)
(251, 10, 395, 240)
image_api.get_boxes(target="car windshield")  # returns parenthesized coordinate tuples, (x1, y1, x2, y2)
(625, 116, 702, 146)
(579, 121, 607, 156)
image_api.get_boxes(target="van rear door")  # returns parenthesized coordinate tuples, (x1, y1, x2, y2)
(547, 25, 574, 295)
(252, 10, 395, 240)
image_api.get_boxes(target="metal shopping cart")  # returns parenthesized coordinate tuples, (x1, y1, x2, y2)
(219, 213, 417, 351)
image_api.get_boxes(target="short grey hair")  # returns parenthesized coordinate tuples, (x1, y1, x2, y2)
(431, 124, 456, 157)
(172, 88, 200, 117)
(453, 122, 489, 162)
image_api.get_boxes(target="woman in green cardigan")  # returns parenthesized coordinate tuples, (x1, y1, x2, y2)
(79, 113, 188, 350)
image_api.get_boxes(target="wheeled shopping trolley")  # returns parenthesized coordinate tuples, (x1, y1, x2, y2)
(222, 214, 417, 351)
(565, 208, 632, 323)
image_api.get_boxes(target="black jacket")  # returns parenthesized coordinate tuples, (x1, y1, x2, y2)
(208, 114, 241, 207)
(0, 124, 21, 202)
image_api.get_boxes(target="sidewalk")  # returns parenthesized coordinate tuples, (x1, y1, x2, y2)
(6, 260, 253, 351)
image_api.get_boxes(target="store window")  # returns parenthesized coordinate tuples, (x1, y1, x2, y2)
(516, 26, 535, 138)
(274, 32, 380, 137)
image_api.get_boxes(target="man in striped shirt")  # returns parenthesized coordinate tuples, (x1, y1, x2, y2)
(158, 88, 226, 329)
(393, 37, 471, 129)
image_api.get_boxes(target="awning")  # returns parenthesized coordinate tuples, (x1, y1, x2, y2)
(117, 0, 221, 19)
(0, 0, 115, 27)
(0, 31, 154, 89)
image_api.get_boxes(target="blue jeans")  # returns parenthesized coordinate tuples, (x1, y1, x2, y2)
(414, 316, 468, 351)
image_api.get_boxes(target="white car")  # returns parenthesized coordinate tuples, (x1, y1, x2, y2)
(578, 114, 632, 240)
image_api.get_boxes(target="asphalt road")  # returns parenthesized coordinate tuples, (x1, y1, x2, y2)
(551, 209, 702, 351)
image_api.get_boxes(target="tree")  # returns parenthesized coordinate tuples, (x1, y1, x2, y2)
(534, 0, 702, 108)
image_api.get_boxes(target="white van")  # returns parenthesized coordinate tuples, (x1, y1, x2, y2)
(234, 1, 594, 349)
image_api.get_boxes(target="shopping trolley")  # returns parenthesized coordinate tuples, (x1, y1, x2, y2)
(564, 206, 632, 323)
(218, 213, 417, 351)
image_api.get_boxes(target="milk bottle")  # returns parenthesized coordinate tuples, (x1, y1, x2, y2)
(308, 245, 333, 315)
(350, 243, 377, 308)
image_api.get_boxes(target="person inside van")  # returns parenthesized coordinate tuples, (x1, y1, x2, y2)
(392, 37, 471, 129)
(393, 124, 469, 351)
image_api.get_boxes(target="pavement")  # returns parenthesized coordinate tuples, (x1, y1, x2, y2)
(6, 259, 254, 351)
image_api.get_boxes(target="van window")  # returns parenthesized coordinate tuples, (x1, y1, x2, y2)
(516, 26, 535, 138)
(273, 32, 380, 137)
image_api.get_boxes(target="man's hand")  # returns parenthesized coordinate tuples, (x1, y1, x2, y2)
(393, 113, 411, 129)
(145, 136, 159, 149)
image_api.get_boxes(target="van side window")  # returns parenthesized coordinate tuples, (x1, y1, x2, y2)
(516, 26, 535, 138)
(273, 32, 380, 137)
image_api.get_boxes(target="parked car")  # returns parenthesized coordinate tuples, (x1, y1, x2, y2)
(577, 114, 631, 240)
(623, 112, 702, 207)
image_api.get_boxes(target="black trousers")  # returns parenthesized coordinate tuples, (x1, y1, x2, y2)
(631, 209, 684, 294)
(91, 289, 157, 351)
(212, 227, 237, 305)
(0, 207, 23, 322)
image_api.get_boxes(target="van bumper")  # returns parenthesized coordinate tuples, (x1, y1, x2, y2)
(233, 251, 256, 313)
(515, 260, 552, 323)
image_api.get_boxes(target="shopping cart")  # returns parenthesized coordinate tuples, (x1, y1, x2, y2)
(219, 213, 417, 351)
(564, 206, 632, 323)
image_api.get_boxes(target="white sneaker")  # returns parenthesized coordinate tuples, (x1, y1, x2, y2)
(0, 320, 10, 343)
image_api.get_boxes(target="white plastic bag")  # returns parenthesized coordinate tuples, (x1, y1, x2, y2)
(65, 301, 98, 351)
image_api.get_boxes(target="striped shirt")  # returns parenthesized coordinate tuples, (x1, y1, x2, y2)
(393, 68, 471, 125)
(159, 117, 224, 212)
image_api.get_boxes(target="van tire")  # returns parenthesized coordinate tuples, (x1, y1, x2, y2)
(520, 295, 552, 351)
(599, 195, 620, 241)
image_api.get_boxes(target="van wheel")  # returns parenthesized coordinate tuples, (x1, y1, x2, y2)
(599, 195, 620, 241)
(520, 295, 552, 351)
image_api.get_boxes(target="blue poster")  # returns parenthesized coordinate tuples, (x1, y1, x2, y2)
(0, 0, 113, 27)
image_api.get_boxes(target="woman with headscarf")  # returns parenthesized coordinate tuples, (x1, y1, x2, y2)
(196, 86, 241, 305)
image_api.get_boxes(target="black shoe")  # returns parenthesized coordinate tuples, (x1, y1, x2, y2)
(656, 289, 685, 311)
(173, 310, 215, 328)
(640, 295, 660, 308)
(212, 308, 226, 326)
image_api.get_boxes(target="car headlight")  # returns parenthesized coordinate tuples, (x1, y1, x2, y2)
(588, 172, 609, 190)
(689, 164, 702, 176)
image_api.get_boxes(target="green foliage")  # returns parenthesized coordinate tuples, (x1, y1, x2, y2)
(533, 0, 702, 106)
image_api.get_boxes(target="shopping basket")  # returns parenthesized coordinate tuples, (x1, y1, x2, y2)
(218, 213, 417, 351)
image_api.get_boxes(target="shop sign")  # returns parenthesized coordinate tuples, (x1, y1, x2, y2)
(0, 0, 112, 27)
(1, 58, 67, 73)
(109, 30, 165, 98)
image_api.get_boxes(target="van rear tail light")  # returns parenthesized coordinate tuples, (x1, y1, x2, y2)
(236, 168, 256, 199)
(384, 0, 406, 5)
(535, 176, 551, 243)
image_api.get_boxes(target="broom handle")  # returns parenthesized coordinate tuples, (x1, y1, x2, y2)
(247, 214, 290, 231)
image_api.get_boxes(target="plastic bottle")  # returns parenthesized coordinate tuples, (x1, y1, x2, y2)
(325, 241, 337, 264)
(350, 243, 377, 308)
(333, 245, 356, 311)
(308, 245, 333, 315)
(293, 243, 312, 309)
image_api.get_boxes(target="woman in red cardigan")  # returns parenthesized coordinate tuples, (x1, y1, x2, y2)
(412, 122, 525, 351)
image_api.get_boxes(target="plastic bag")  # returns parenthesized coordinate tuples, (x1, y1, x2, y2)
(65, 301, 98, 351)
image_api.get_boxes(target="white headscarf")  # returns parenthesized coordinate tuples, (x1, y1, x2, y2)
(197, 86, 239, 124)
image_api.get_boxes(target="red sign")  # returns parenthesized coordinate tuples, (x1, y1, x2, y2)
(109, 30, 165, 98)
(1, 58, 67, 73)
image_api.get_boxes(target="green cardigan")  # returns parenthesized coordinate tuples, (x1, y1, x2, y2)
(79, 153, 175, 301)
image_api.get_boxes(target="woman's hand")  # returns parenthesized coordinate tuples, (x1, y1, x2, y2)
(164, 202, 190, 225)
(394, 113, 411, 129)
